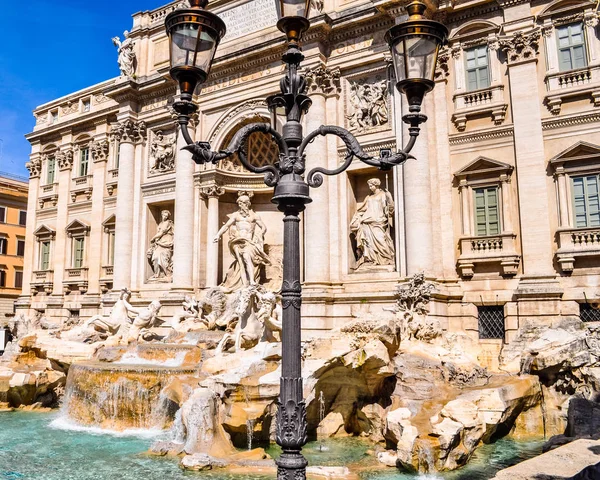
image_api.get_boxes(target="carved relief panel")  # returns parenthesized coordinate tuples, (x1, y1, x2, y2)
(148, 129, 176, 175)
(345, 73, 391, 134)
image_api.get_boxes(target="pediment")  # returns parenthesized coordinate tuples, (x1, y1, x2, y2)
(538, 0, 594, 18)
(102, 214, 116, 231)
(65, 219, 90, 234)
(550, 142, 600, 164)
(454, 157, 513, 178)
(449, 20, 500, 42)
(33, 225, 56, 238)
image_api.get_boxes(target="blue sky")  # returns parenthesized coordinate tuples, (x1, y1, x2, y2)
(0, 0, 168, 178)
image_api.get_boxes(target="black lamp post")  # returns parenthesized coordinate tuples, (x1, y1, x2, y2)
(166, 1, 447, 478)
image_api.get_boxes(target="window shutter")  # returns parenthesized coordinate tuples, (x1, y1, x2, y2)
(80, 148, 89, 177)
(475, 189, 488, 236)
(467, 70, 479, 91)
(41, 242, 50, 270)
(586, 175, 600, 227)
(573, 176, 589, 227)
(572, 45, 586, 70)
(487, 188, 499, 235)
(74, 238, 85, 268)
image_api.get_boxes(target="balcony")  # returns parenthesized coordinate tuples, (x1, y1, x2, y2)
(545, 65, 600, 114)
(457, 233, 520, 277)
(70, 175, 93, 203)
(451, 85, 508, 131)
(63, 267, 89, 294)
(106, 169, 118, 196)
(31, 270, 53, 294)
(38, 183, 59, 209)
(100, 265, 114, 293)
(556, 227, 600, 272)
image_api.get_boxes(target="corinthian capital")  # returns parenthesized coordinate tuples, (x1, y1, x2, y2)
(304, 65, 341, 96)
(56, 149, 74, 171)
(26, 156, 42, 179)
(200, 184, 225, 199)
(111, 119, 147, 144)
(499, 29, 541, 65)
(91, 139, 110, 163)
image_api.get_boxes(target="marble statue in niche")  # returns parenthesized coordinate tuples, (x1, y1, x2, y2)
(147, 210, 174, 282)
(214, 192, 271, 291)
(347, 79, 389, 132)
(112, 31, 136, 77)
(350, 178, 395, 269)
(149, 131, 176, 173)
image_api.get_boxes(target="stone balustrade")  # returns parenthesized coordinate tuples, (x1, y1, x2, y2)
(38, 183, 59, 209)
(556, 227, 600, 272)
(545, 65, 600, 114)
(70, 175, 94, 203)
(451, 85, 508, 131)
(31, 270, 54, 294)
(63, 267, 89, 294)
(106, 169, 119, 196)
(457, 233, 520, 277)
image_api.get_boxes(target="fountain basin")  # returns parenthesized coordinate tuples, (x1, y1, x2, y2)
(63, 361, 197, 431)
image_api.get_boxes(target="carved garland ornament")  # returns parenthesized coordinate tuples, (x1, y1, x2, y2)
(435, 46, 451, 80)
(303, 65, 341, 95)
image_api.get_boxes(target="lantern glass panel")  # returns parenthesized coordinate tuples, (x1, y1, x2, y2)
(392, 35, 438, 83)
(277, 0, 311, 19)
(170, 23, 218, 74)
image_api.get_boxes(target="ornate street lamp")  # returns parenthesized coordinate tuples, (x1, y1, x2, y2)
(166, 1, 447, 478)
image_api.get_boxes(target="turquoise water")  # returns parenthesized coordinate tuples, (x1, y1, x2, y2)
(0, 412, 543, 479)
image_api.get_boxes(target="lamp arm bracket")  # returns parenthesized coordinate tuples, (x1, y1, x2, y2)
(303, 125, 418, 188)
(181, 122, 284, 187)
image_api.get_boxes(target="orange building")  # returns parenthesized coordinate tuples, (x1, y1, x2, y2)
(0, 173, 28, 319)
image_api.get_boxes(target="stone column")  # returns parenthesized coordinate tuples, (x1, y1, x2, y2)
(500, 174, 514, 233)
(302, 65, 341, 288)
(501, 30, 555, 276)
(403, 94, 434, 276)
(201, 184, 225, 287)
(112, 119, 146, 290)
(22, 155, 42, 297)
(459, 180, 471, 236)
(172, 126, 195, 291)
(52, 148, 74, 296)
(86, 139, 110, 295)
(555, 166, 571, 228)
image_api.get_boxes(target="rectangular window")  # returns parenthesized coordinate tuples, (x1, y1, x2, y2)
(465, 45, 490, 91)
(0, 271, 5, 288)
(572, 175, 600, 228)
(474, 186, 500, 236)
(79, 148, 90, 177)
(19, 211, 27, 226)
(0, 238, 7, 255)
(580, 303, 600, 322)
(16, 239, 25, 257)
(40, 241, 51, 270)
(0, 207, 5, 223)
(478, 306, 505, 340)
(73, 237, 85, 268)
(50, 111, 58, 124)
(14, 271, 23, 289)
(557, 23, 587, 72)
(82, 100, 91, 112)
(47, 156, 56, 184)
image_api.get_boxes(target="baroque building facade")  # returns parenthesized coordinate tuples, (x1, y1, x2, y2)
(18, 0, 600, 364)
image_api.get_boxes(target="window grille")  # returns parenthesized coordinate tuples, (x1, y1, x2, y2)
(478, 305, 505, 339)
(580, 303, 600, 323)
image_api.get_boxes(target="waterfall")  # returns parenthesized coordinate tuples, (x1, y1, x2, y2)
(318, 391, 326, 451)
(58, 362, 190, 431)
(246, 418, 255, 450)
(520, 354, 534, 375)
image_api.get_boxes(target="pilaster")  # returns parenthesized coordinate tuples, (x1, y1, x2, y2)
(200, 184, 225, 287)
